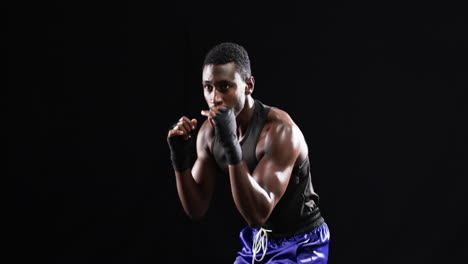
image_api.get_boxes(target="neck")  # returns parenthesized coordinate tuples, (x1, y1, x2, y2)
(236, 96, 255, 139)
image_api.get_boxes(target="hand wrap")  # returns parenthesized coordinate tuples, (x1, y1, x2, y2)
(212, 108, 242, 165)
(167, 124, 197, 172)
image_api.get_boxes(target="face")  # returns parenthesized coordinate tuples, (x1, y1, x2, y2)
(202, 62, 252, 116)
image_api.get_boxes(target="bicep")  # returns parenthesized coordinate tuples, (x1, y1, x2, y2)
(252, 124, 301, 205)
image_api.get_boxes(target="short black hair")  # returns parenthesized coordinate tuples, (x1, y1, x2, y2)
(203, 42, 251, 81)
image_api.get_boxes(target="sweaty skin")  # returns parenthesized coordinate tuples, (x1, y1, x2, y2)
(168, 62, 308, 227)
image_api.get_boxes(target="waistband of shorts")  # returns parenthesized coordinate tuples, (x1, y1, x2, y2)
(264, 209, 325, 239)
(268, 208, 325, 239)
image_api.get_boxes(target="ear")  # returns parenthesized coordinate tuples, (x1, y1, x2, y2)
(245, 76, 255, 95)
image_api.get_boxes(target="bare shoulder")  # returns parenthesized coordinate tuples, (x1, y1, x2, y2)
(263, 107, 308, 159)
(265, 107, 306, 143)
(196, 119, 215, 153)
(198, 118, 214, 136)
(267, 107, 296, 126)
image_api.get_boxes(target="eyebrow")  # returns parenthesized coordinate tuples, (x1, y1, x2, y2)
(202, 80, 231, 85)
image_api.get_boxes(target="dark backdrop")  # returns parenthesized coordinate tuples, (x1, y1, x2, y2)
(9, 1, 466, 263)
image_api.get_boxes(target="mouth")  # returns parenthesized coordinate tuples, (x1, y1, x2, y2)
(209, 102, 224, 109)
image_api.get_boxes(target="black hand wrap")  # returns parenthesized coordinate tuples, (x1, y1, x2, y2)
(167, 124, 197, 172)
(212, 108, 242, 165)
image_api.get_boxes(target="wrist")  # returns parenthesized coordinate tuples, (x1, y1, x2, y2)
(167, 135, 196, 173)
(224, 140, 242, 165)
(170, 154, 193, 172)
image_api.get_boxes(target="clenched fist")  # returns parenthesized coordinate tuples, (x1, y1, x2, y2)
(167, 116, 198, 172)
(201, 106, 242, 165)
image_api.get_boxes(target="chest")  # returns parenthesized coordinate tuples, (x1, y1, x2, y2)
(209, 123, 271, 174)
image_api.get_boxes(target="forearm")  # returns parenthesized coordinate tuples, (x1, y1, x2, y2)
(174, 169, 209, 220)
(228, 162, 273, 227)
(207, 106, 273, 225)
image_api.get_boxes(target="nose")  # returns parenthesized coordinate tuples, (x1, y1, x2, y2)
(212, 89, 223, 107)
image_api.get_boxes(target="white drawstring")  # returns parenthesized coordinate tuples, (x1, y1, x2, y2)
(251, 228, 272, 264)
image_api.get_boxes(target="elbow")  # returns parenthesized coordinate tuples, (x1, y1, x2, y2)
(185, 208, 207, 222)
(181, 200, 209, 221)
(245, 215, 269, 228)
(247, 221, 262, 229)
(242, 204, 273, 228)
(188, 213, 204, 222)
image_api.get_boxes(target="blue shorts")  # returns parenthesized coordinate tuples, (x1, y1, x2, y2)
(234, 222, 330, 264)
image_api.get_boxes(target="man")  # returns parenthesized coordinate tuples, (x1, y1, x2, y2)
(167, 42, 330, 263)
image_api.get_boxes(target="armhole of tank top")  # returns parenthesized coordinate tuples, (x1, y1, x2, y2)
(209, 131, 217, 160)
(252, 104, 272, 164)
(297, 156, 309, 169)
(261, 105, 306, 171)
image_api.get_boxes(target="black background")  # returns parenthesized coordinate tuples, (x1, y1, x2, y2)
(9, 1, 466, 263)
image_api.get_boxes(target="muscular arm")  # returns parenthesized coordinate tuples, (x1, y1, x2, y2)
(228, 120, 303, 227)
(173, 121, 217, 220)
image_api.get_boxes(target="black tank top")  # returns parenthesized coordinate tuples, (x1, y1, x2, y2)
(212, 99, 324, 238)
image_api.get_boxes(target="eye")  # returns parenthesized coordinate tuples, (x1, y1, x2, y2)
(220, 83, 230, 91)
(204, 84, 213, 92)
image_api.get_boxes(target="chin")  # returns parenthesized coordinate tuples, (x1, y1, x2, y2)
(234, 106, 243, 116)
